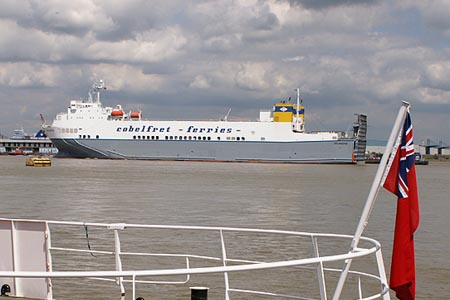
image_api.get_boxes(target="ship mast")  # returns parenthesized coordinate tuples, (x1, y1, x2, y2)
(295, 88, 301, 132)
(88, 80, 106, 103)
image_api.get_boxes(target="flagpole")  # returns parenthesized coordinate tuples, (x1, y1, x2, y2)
(332, 102, 410, 300)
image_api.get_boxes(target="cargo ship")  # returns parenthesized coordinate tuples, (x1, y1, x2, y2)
(44, 80, 367, 163)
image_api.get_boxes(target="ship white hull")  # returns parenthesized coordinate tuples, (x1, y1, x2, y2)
(45, 81, 366, 164)
(51, 137, 356, 163)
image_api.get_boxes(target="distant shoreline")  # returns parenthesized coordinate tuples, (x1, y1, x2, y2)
(424, 154, 450, 162)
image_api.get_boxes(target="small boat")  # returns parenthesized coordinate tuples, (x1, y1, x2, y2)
(366, 152, 429, 165)
(415, 152, 429, 165)
(8, 148, 25, 156)
(365, 157, 381, 164)
(25, 156, 52, 167)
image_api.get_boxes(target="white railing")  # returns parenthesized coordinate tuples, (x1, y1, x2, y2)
(0, 218, 389, 300)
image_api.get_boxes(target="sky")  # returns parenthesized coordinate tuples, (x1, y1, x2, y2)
(0, 0, 449, 145)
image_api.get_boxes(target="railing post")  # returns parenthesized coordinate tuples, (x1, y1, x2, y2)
(108, 224, 126, 297)
(11, 220, 18, 296)
(132, 274, 136, 300)
(375, 249, 391, 300)
(44, 222, 53, 300)
(114, 229, 125, 296)
(312, 236, 327, 300)
(219, 230, 230, 300)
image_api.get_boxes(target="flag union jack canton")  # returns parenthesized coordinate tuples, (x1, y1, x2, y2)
(396, 113, 415, 198)
(383, 111, 420, 300)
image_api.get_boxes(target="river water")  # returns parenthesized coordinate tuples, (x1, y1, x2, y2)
(0, 156, 449, 299)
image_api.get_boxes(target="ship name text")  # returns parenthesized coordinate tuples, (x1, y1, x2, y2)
(115, 125, 233, 134)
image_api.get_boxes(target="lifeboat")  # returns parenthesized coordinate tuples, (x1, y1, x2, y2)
(130, 111, 141, 119)
(111, 109, 124, 117)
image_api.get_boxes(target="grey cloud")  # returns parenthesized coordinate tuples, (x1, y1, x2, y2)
(14, 1, 115, 37)
(142, 62, 185, 75)
(287, 0, 380, 9)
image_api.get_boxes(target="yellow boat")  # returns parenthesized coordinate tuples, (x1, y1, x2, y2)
(26, 156, 51, 167)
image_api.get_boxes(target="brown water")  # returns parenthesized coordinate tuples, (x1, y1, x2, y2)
(0, 156, 449, 299)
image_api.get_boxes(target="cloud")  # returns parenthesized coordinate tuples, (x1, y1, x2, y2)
(84, 27, 187, 63)
(189, 75, 211, 89)
(0, 0, 449, 144)
(0, 62, 60, 88)
(288, 0, 380, 10)
(422, 62, 450, 91)
(10, 0, 116, 37)
(400, 0, 450, 36)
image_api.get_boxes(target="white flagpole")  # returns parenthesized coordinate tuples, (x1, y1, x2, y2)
(332, 102, 410, 300)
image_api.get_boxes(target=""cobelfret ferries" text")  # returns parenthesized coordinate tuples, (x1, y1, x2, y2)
(116, 125, 233, 134)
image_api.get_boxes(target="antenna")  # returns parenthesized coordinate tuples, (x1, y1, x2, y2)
(223, 108, 231, 121)
(40, 114, 46, 128)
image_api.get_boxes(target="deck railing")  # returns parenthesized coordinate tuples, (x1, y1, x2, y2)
(0, 218, 389, 300)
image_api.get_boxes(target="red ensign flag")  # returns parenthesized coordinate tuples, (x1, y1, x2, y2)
(383, 112, 420, 300)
